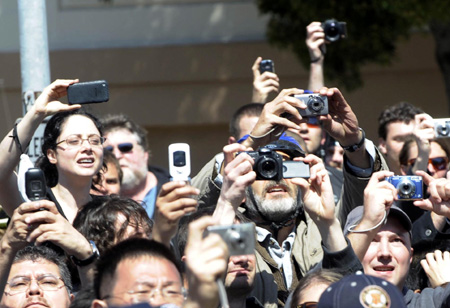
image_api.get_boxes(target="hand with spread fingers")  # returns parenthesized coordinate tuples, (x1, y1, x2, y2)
(414, 171, 450, 218)
(420, 250, 450, 288)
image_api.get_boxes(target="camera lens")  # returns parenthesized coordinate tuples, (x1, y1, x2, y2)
(437, 123, 450, 136)
(257, 157, 278, 179)
(398, 179, 416, 199)
(323, 20, 341, 42)
(307, 96, 325, 113)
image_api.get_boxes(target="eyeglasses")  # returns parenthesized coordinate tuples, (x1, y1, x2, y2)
(408, 156, 449, 171)
(102, 285, 186, 304)
(4, 275, 66, 296)
(297, 302, 318, 308)
(306, 117, 320, 128)
(104, 142, 134, 153)
(56, 134, 105, 148)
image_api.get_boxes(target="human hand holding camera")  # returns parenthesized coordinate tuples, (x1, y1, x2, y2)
(306, 22, 325, 64)
(252, 57, 280, 104)
(414, 170, 450, 219)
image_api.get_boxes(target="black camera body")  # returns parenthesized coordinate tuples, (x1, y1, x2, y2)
(25, 168, 47, 201)
(205, 223, 255, 256)
(435, 118, 450, 138)
(386, 175, 423, 200)
(294, 94, 329, 117)
(322, 19, 347, 42)
(259, 59, 275, 73)
(242, 148, 310, 181)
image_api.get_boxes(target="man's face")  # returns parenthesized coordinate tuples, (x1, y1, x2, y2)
(103, 129, 148, 192)
(247, 152, 300, 223)
(0, 260, 72, 308)
(225, 254, 256, 294)
(99, 256, 184, 307)
(92, 162, 121, 196)
(325, 144, 344, 170)
(296, 122, 324, 154)
(362, 217, 413, 289)
(379, 121, 415, 173)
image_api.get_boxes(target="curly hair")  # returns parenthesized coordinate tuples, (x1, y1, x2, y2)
(378, 102, 423, 140)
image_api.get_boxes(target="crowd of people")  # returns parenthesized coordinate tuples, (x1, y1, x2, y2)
(0, 21, 449, 308)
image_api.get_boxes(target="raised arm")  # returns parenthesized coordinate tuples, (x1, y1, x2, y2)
(0, 79, 80, 216)
(306, 22, 325, 91)
(251, 57, 280, 104)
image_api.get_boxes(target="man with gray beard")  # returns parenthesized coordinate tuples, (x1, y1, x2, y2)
(100, 114, 170, 218)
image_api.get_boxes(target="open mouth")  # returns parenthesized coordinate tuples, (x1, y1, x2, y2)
(77, 157, 94, 165)
(373, 265, 395, 272)
(266, 184, 288, 194)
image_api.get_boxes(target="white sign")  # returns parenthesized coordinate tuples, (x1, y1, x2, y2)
(26, 119, 48, 163)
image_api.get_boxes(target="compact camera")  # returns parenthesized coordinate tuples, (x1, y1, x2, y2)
(67, 80, 109, 105)
(205, 223, 255, 256)
(386, 175, 423, 200)
(294, 94, 329, 117)
(25, 168, 47, 201)
(259, 59, 275, 74)
(322, 19, 347, 42)
(168, 143, 191, 182)
(434, 118, 450, 138)
(242, 148, 310, 181)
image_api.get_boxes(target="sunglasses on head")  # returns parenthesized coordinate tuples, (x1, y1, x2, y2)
(408, 156, 449, 171)
(104, 142, 134, 153)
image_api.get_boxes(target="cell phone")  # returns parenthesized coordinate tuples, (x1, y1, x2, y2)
(259, 59, 275, 74)
(25, 168, 47, 201)
(168, 143, 191, 182)
(205, 223, 255, 256)
(67, 80, 109, 105)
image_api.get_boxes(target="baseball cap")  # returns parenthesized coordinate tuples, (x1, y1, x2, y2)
(263, 134, 305, 159)
(317, 273, 406, 308)
(343, 205, 412, 236)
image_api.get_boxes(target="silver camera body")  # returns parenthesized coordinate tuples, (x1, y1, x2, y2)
(294, 94, 329, 117)
(168, 143, 191, 182)
(205, 223, 255, 256)
(435, 118, 450, 138)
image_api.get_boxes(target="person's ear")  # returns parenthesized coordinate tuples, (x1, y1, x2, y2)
(47, 149, 57, 164)
(228, 136, 237, 145)
(91, 299, 108, 308)
(378, 138, 387, 155)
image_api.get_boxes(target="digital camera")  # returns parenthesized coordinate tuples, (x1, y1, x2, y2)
(434, 118, 450, 138)
(294, 94, 329, 117)
(168, 143, 191, 182)
(242, 148, 310, 181)
(386, 175, 423, 200)
(205, 223, 255, 256)
(322, 19, 347, 42)
(259, 59, 275, 74)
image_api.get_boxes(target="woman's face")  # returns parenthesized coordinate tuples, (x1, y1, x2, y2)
(406, 141, 448, 178)
(48, 115, 104, 182)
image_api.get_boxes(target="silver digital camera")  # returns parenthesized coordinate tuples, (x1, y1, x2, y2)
(205, 223, 255, 256)
(294, 94, 329, 117)
(435, 118, 450, 138)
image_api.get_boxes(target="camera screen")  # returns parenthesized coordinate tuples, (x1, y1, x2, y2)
(173, 151, 186, 167)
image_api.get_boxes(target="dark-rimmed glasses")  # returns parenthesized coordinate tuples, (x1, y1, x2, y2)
(4, 275, 66, 296)
(408, 156, 449, 171)
(297, 301, 318, 308)
(56, 134, 105, 148)
(102, 285, 186, 304)
(104, 143, 134, 153)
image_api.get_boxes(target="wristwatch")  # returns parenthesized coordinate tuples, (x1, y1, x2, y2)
(340, 128, 365, 153)
(71, 240, 100, 267)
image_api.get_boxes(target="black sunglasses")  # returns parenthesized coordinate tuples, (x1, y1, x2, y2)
(104, 142, 134, 153)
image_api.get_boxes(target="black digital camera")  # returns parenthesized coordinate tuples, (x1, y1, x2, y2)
(322, 19, 347, 42)
(241, 148, 310, 181)
(386, 175, 423, 200)
(259, 59, 275, 73)
(294, 94, 329, 117)
(25, 168, 47, 201)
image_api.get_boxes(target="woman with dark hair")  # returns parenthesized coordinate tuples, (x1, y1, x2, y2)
(0, 79, 104, 223)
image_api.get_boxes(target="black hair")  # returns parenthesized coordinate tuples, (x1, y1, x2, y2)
(229, 103, 263, 140)
(38, 109, 103, 187)
(73, 195, 153, 256)
(14, 245, 72, 293)
(93, 238, 182, 299)
(378, 102, 423, 140)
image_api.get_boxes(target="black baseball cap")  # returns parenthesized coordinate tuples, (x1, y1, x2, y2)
(263, 135, 305, 159)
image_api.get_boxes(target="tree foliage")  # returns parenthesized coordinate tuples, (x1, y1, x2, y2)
(256, 0, 450, 91)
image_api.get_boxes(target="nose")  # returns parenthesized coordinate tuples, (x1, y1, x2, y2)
(148, 289, 166, 306)
(27, 280, 43, 296)
(80, 138, 93, 151)
(299, 123, 309, 133)
(377, 239, 392, 260)
(230, 254, 249, 265)
(427, 162, 436, 176)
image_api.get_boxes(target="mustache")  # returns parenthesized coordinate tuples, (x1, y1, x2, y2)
(262, 179, 292, 195)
